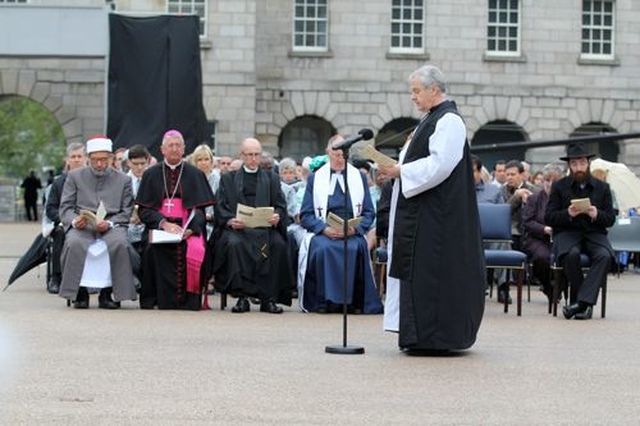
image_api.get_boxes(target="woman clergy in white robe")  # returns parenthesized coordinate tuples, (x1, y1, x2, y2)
(378, 65, 485, 352)
(297, 135, 383, 314)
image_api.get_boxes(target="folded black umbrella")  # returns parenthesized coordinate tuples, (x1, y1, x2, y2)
(4, 234, 49, 290)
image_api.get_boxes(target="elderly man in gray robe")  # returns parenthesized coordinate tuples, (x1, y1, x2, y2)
(58, 136, 136, 309)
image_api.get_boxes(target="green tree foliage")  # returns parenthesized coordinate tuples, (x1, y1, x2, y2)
(0, 96, 66, 179)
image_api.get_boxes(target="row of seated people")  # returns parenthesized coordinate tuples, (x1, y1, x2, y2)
(473, 141, 616, 320)
(48, 132, 385, 314)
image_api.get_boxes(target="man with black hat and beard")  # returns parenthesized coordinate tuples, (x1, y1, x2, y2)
(544, 141, 616, 320)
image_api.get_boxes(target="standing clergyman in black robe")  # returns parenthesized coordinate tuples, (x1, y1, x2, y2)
(378, 64, 485, 353)
(136, 130, 215, 310)
(212, 138, 292, 314)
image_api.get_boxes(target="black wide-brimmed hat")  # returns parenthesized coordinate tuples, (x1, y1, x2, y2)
(559, 141, 596, 161)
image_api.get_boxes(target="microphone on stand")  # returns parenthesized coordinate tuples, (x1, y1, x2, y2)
(331, 128, 374, 150)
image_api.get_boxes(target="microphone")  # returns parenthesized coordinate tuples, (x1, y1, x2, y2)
(331, 128, 374, 150)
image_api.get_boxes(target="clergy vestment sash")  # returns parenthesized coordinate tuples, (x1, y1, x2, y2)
(312, 163, 365, 221)
(160, 198, 205, 294)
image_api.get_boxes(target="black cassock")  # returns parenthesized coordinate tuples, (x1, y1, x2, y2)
(212, 168, 292, 305)
(390, 100, 485, 351)
(136, 161, 215, 310)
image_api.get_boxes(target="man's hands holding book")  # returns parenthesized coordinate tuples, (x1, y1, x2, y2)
(568, 198, 598, 220)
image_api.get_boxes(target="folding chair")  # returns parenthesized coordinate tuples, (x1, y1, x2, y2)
(478, 203, 528, 316)
(607, 216, 640, 276)
(549, 253, 606, 318)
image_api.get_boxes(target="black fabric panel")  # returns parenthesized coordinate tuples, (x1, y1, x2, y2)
(107, 15, 207, 160)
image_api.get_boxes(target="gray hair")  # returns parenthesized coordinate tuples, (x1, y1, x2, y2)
(66, 142, 85, 156)
(541, 162, 566, 179)
(409, 65, 447, 94)
(279, 157, 297, 172)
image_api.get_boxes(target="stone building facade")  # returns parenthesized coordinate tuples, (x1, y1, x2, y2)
(1, 0, 639, 172)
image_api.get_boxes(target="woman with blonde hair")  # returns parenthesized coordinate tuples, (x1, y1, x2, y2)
(189, 144, 219, 239)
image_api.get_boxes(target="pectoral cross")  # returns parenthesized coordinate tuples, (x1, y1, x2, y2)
(164, 199, 175, 212)
(356, 203, 362, 215)
(316, 206, 323, 217)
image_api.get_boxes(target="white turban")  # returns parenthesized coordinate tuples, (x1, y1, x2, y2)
(86, 137, 113, 154)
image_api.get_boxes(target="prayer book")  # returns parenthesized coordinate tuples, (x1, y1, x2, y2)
(236, 204, 274, 228)
(79, 201, 107, 226)
(361, 144, 397, 167)
(149, 229, 182, 244)
(149, 209, 196, 244)
(326, 211, 362, 230)
(570, 198, 592, 213)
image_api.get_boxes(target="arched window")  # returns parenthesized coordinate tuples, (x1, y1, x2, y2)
(471, 120, 528, 171)
(570, 122, 618, 162)
(278, 115, 336, 162)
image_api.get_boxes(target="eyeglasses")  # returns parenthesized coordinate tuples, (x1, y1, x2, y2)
(242, 152, 261, 157)
(90, 156, 111, 164)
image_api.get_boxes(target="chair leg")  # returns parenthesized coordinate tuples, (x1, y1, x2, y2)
(220, 292, 227, 310)
(378, 263, 387, 299)
(601, 281, 607, 318)
(551, 268, 559, 317)
(516, 269, 523, 316)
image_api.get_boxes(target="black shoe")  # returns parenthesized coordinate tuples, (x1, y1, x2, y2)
(249, 297, 261, 305)
(562, 302, 587, 320)
(98, 288, 121, 309)
(260, 300, 283, 314)
(231, 297, 250, 313)
(497, 290, 512, 305)
(73, 287, 89, 309)
(574, 305, 593, 320)
(73, 299, 89, 309)
(47, 276, 61, 294)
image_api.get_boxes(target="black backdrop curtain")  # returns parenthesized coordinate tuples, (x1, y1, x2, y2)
(107, 14, 207, 159)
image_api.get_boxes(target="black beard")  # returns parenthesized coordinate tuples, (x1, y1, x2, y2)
(572, 170, 588, 183)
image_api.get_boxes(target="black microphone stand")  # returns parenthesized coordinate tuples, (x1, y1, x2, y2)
(325, 144, 365, 355)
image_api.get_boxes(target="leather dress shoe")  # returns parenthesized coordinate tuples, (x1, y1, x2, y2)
(98, 298, 121, 309)
(562, 302, 587, 319)
(73, 298, 89, 309)
(231, 297, 250, 313)
(574, 305, 593, 320)
(260, 300, 283, 314)
(47, 276, 61, 294)
(98, 288, 121, 309)
(74, 288, 89, 309)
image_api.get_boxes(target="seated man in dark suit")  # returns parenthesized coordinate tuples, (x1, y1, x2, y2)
(522, 162, 565, 301)
(212, 138, 292, 314)
(544, 142, 616, 320)
(44, 142, 87, 294)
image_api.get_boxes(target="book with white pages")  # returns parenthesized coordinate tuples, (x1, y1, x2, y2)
(570, 198, 592, 213)
(149, 209, 196, 244)
(236, 203, 274, 228)
(326, 211, 362, 230)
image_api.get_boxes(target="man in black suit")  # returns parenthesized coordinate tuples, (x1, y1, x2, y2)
(544, 142, 616, 320)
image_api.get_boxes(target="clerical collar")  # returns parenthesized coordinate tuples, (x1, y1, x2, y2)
(331, 169, 343, 174)
(164, 159, 183, 170)
(243, 165, 259, 174)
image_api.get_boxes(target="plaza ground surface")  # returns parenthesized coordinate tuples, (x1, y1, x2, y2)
(1, 222, 639, 425)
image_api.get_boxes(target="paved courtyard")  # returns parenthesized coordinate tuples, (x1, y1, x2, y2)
(1, 222, 640, 425)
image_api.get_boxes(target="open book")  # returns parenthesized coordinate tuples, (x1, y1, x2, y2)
(236, 203, 274, 228)
(361, 144, 397, 167)
(326, 211, 362, 230)
(570, 198, 592, 213)
(79, 201, 107, 226)
(149, 210, 196, 244)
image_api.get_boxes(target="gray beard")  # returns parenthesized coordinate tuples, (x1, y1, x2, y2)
(91, 167, 107, 178)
